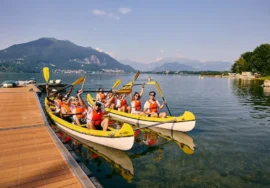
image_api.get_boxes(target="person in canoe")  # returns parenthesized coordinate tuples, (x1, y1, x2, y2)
(104, 90, 116, 109)
(60, 96, 74, 122)
(46, 85, 74, 115)
(96, 88, 107, 103)
(69, 97, 86, 125)
(116, 94, 129, 112)
(129, 83, 145, 115)
(78, 90, 109, 131)
(143, 91, 167, 118)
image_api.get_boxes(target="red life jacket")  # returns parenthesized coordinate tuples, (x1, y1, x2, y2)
(92, 109, 102, 126)
(120, 98, 127, 107)
(55, 99, 62, 108)
(148, 100, 158, 113)
(134, 100, 141, 111)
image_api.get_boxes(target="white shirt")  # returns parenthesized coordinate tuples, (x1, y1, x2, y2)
(131, 101, 141, 114)
(143, 100, 160, 113)
(86, 104, 105, 123)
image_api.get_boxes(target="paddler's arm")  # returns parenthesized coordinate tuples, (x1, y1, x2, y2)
(159, 101, 166, 109)
(77, 90, 89, 110)
(65, 85, 73, 98)
(139, 83, 145, 97)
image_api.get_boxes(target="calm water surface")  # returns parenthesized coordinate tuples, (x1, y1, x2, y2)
(1, 73, 270, 187)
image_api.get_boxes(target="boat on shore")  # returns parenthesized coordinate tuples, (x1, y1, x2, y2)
(44, 98, 135, 150)
(87, 93, 196, 132)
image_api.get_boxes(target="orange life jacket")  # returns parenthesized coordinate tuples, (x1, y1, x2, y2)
(148, 100, 158, 113)
(92, 109, 102, 126)
(98, 93, 106, 103)
(76, 106, 85, 119)
(134, 100, 141, 111)
(62, 103, 71, 114)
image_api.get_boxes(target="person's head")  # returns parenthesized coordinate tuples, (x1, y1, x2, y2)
(57, 92, 62, 99)
(98, 88, 104, 93)
(149, 91, 156, 99)
(73, 98, 79, 106)
(134, 92, 141, 100)
(94, 101, 102, 111)
(61, 97, 67, 104)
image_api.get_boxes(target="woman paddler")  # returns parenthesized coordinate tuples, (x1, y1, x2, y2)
(77, 90, 109, 131)
(129, 83, 145, 115)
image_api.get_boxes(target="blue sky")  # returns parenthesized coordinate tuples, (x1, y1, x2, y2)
(0, 0, 269, 63)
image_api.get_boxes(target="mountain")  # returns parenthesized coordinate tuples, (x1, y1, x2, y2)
(150, 57, 232, 72)
(0, 38, 135, 72)
(154, 62, 195, 71)
(119, 59, 146, 71)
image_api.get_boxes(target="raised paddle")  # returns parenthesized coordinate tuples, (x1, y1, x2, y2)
(80, 76, 86, 91)
(122, 71, 140, 89)
(43, 67, 50, 84)
(57, 76, 85, 92)
(112, 79, 121, 89)
(155, 81, 172, 116)
(83, 88, 132, 94)
(123, 81, 156, 86)
(133, 118, 176, 130)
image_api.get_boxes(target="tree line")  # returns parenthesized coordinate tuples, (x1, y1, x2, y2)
(231, 44, 270, 75)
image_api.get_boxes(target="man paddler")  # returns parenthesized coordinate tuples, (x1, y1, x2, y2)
(96, 88, 107, 103)
(143, 91, 167, 118)
(78, 90, 109, 131)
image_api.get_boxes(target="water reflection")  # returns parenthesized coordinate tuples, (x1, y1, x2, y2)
(55, 125, 195, 185)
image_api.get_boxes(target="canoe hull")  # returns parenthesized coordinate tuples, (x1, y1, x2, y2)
(108, 113, 196, 132)
(56, 122, 134, 151)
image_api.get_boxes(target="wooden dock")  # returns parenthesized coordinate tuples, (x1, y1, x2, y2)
(0, 85, 96, 188)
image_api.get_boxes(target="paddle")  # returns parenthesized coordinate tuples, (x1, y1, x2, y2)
(43, 67, 50, 84)
(155, 81, 172, 116)
(123, 81, 156, 87)
(81, 76, 86, 91)
(57, 76, 85, 92)
(112, 79, 121, 89)
(83, 88, 132, 94)
(122, 71, 140, 89)
(133, 118, 176, 130)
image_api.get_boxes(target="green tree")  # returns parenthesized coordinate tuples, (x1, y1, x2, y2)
(250, 44, 270, 75)
(231, 57, 247, 73)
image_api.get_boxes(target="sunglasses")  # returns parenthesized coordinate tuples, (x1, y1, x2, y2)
(135, 95, 139, 97)
(150, 94, 155, 96)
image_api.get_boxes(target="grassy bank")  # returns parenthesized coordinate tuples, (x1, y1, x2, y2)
(257, 76, 270, 80)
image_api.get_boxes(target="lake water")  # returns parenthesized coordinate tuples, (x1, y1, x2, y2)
(1, 73, 270, 187)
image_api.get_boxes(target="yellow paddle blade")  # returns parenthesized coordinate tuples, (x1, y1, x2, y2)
(72, 76, 85, 86)
(133, 71, 140, 82)
(155, 81, 163, 97)
(145, 81, 156, 85)
(115, 88, 132, 94)
(123, 81, 133, 89)
(112, 79, 121, 89)
(43, 67, 50, 83)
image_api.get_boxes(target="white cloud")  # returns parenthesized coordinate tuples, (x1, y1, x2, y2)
(108, 13, 120, 20)
(160, 49, 164, 53)
(118, 7, 132, 15)
(92, 9, 106, 16)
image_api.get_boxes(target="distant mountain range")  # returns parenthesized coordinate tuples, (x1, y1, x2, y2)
(0, 38, 135, 73)
(120, 57, 232, 72)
